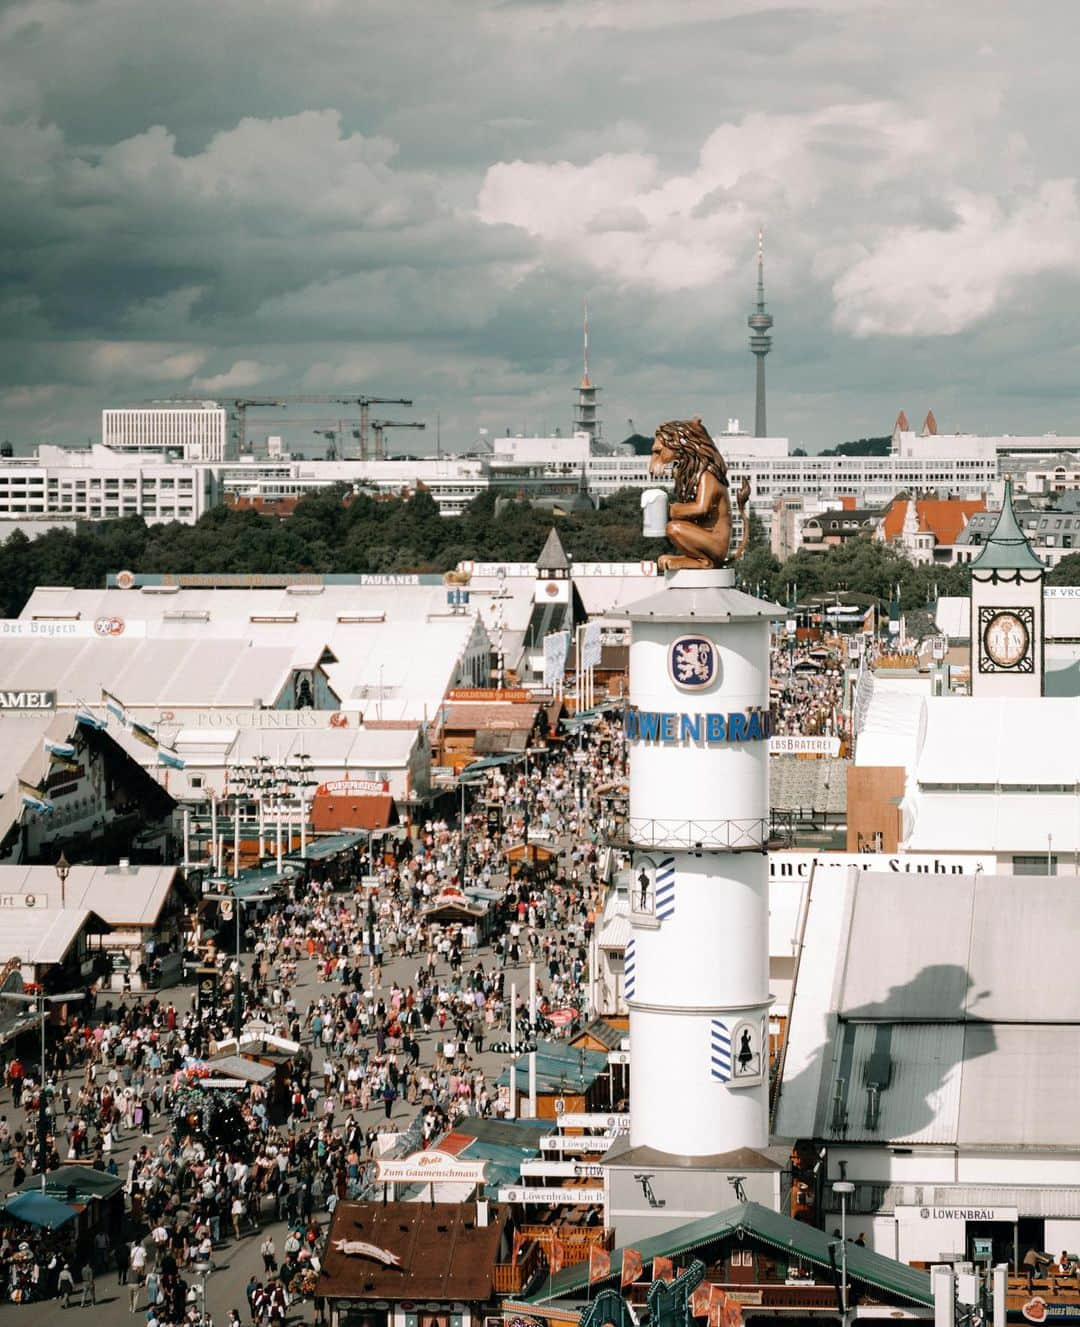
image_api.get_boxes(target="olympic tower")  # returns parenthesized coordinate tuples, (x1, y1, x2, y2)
(621, 568, 781, 1157)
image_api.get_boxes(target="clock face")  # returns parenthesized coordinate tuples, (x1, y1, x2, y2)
(983, 610, 1030, 668)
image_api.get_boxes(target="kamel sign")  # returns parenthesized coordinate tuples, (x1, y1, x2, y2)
(0, 690, 56, 710)
(373, 1149, 488, 1186)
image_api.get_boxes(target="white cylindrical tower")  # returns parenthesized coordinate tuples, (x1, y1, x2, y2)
(623, 568, 781, 1157)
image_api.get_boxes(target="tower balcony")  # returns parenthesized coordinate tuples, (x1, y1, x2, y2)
(628, 816, 768, 851)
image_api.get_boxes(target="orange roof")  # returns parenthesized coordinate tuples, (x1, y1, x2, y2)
(894, 410, 910, 432)
(884, 497, 985, 545)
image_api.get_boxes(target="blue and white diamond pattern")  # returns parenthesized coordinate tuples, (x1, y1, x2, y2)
(624, 937, 636, 1000)
(710, 1019, 732, 1082)
(655, 857, 675, 921)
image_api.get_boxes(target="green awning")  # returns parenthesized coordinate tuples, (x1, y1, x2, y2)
(461, 754, 522, 781)
(284, 830, 368, 861)
(527, 1201, 933, 1307)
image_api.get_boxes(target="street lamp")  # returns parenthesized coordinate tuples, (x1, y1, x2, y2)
(191, 1259, 212, 1319)
(0, 989, 84, 1188)
(833, 1178, 856, 1327)
(54, 852, 70, 910)
(204, 890, 273, 1040)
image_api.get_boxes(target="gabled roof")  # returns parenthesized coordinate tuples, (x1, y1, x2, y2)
(527, 1201, 933, 1307)
(922, 409, 938, 435)
(883, 497, 985, 546)
(970, 480, 1044, 572)
(537, 527, 571, 571)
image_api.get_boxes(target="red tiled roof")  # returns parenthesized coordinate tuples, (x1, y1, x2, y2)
(883, 497, 985, 546)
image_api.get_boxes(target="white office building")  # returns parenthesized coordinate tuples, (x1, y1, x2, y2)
(102, 402, 227, 461)
(0, 445, 218, 525)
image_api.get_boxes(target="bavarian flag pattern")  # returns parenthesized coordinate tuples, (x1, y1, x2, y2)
(624, 938, 636, 1000)
(655, 857, 675, 921)
(710, 1019, 732, 1082)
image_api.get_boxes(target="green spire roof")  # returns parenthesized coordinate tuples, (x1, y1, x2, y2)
(970, 480, 1043, 573)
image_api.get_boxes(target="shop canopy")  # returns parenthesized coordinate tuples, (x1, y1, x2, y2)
(2, 1191, 78, 1229)
(206, 865, 299, 898)
(285, 830, 368, 862)
(460, 753, 522, 781)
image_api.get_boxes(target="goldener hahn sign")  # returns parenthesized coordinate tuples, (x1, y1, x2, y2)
(373, 1149, 488, 1186)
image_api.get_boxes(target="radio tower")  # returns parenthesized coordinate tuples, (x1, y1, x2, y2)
(573, 301, 601, 445)
(747, 228, 774, 438)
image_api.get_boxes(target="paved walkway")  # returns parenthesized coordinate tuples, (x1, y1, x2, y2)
(0, 882, 579, 1326)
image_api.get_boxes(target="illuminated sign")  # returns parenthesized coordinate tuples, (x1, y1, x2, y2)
(624, 707, 771, 743)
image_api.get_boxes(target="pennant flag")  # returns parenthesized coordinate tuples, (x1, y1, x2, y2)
(75, 707, 106, 731)
(709, 1285, 729, 1327)
(102, 689, 127, 726)
(48, 755, 81, 775)
(549, 1239, 566, 1275)
(690, 1285, 711, 1317)
(129, 720, 158, 750)
(724, 1299, 743, 1327)
(588, 1246, 611, 1285)
(655, 856, 676, 921)
(652, 1257, 674, 1283)
(621, 1248, 643, 1288)
(158, 746, 185, 770)
(623, 938, 635, 1000)
(710, 1019, 732, 1082)
(19, 780, 54, 814)
(43, 739, 76, 760)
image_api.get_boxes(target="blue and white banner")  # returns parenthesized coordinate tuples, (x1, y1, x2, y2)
(710, 1019, 732, 1083)
(582, 621, 602, 670)
(655, 857, 675, 921)
(43, 739, 77, 759)
(543, 631, 570, 687)
(624, 938, 635, 1000)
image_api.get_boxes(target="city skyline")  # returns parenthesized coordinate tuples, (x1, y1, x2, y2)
(3, 0, 1080, 453)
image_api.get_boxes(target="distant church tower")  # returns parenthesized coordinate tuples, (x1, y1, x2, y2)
(573, 302, 601, 445)
(969, 480, 1045, 698)
(747, 229, 774, 438)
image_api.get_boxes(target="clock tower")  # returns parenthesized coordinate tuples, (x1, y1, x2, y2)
(969, 480, 1044, 698)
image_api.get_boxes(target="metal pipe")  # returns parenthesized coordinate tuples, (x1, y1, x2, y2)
(509, 980, 518, 1118)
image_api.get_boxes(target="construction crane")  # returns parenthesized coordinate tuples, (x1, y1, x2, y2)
(370, 419, 426, 461)
(219, 395, 414, 459)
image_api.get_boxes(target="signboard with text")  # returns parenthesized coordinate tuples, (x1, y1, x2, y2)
(769, 850, 998, 880)
(497, 1186, 605, 1205)
(769, 735, 841, 756)
(374, 1149, 488, 1186)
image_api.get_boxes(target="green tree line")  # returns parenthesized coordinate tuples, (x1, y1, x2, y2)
(0, 484, 1076, 619)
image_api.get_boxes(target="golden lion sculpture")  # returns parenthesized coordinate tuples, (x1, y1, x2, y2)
(649, 417, 751, 571)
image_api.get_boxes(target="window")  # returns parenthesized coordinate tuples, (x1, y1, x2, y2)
(1013, 854, 1058, 876)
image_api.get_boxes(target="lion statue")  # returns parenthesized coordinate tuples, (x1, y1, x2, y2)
(649, 417, 751, 571)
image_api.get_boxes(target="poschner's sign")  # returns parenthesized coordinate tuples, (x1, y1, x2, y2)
(625, 707, 772, 744)
(0, 690, 56, 710)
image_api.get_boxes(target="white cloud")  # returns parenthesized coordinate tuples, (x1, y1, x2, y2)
(832, 181, 1080, 336)
(194, 360, 278, 392)
(85, 342, 207, 381)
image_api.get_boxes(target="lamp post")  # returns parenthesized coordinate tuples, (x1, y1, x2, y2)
(1, 989, 84, 1188)
(205, 890, 272, 1040)
(191, 1259, 212, 1321)
(54, 851, 70, 910)
(833, 1178, 856, 1327)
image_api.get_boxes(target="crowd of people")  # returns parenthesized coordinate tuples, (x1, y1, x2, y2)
(770, 640, 847, 737)
(0, 718, 628, 1320)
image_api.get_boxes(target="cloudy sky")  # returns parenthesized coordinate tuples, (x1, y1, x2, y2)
(3, 0, 1080, 454)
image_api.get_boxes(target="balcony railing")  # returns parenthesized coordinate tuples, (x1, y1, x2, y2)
(628, 818, 768, 851)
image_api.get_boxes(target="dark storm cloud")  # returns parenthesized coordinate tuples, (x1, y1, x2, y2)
(4, 0, 1080, 450)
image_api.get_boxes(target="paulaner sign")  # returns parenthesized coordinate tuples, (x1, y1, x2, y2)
(624, 707, 772, 743)
(0, 690, 56, 710)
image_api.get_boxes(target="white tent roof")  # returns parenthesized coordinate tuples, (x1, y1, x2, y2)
(0, 863, 178, 927)
(916, 696, 1080, 785)
(854, 675, 928, 769)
